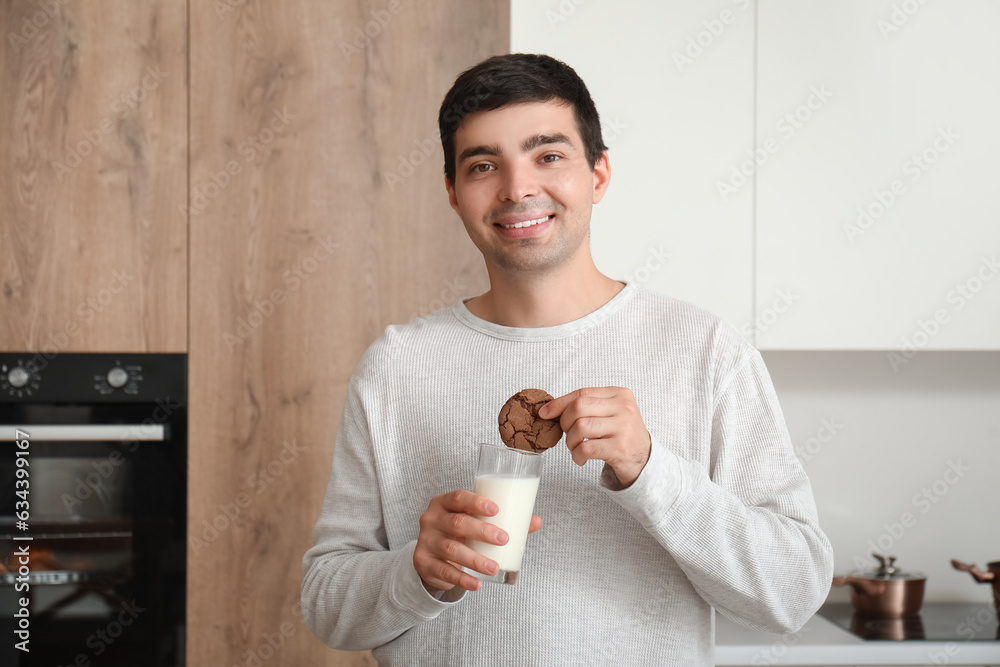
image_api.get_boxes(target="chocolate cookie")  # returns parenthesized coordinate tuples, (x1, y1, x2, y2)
(498, 389, 563, 453)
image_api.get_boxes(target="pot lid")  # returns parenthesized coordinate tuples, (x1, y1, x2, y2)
(855, 554, 926, 581)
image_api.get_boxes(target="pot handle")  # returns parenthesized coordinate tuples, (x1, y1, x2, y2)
(832, 575, 887, 597)
(951, 559, 996, 583)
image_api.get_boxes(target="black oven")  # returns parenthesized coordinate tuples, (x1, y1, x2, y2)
(0, 353, 186, 666)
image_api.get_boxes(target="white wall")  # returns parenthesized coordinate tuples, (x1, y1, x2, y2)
(512, 0, 1000, 604)
(764, 350, 1000, 603)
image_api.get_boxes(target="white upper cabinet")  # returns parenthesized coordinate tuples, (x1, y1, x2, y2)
(512, 0, 756, 337)
(756, 0, 1000, 350)
(512, 1, 999, 351)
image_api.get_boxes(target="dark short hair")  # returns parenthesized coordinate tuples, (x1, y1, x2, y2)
(438, 53, 607, 185)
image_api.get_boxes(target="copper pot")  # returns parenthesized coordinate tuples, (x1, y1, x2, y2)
(951, 559, 1000, 617)
(833, 554, 926, 618)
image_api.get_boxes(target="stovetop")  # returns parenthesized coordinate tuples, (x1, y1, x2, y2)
(818, 603, 999, 641)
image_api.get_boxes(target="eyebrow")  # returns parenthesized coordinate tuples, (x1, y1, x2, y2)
(457, 132, 575, 166)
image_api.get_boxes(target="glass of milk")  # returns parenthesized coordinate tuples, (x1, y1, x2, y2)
(465, 443, 543, 584)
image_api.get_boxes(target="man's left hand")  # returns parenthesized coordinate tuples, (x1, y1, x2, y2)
(538, 387, 652, 488)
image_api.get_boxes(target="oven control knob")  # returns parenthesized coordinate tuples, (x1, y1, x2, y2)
(7, 366, 30, 388)
(107, 367, 129, 389)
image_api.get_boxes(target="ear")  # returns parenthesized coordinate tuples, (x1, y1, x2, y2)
(445, 175, 460, 213)
(592, 151, 611, 204)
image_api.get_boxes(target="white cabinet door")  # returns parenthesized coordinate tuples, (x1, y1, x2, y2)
(756, 0, 1000, 350)
(512, 0, 756, 337)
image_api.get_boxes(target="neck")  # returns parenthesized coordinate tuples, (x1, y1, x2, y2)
(466, 257, 625, 328)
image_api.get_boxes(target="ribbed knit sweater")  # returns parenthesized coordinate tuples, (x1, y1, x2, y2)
(301, 281, 833, 666)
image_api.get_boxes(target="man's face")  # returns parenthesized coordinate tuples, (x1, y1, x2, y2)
(445, 101, 610, 277)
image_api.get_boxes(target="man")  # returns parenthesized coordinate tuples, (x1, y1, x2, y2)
(302, 53, 833, 665)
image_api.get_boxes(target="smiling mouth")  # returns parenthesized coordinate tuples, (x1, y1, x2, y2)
(495, 215, 554, 229)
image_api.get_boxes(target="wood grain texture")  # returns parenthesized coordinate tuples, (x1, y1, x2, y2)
(188, 1, 505, 665)
(0, 0, 187, 353)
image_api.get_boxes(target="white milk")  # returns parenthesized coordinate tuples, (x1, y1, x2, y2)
(467, 474, 540, 572)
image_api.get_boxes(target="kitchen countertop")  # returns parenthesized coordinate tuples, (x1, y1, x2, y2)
(715, 605, 1000, 666)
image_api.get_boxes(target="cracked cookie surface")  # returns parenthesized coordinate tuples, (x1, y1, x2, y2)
(498, 389, 563, 453)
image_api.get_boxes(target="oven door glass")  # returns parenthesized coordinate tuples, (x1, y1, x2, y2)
(0, 415, 185, 666)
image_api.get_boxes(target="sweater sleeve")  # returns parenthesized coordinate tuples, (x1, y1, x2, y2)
(300, 373, 459, 651)
(601, 349, 834, 634)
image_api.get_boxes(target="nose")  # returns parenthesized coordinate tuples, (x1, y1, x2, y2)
(498, 160, 539, 202)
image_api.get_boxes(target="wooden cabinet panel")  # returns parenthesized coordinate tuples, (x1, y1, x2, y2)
(0, 0, 187, 353)
(187, 1, 503, 665)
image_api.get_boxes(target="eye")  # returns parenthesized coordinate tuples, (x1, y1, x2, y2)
(471, 163, 495, 173)
(540, 154, 561, 163)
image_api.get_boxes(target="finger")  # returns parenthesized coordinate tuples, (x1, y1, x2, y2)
(556, 396, 620, 435)
(568, 434, 615, 467)
(444, 560, 490, 592)
(539, 387, 619, 421)
(537, 389, 580, 419)
(437, 489, 499, 517)
(527, 514, 543, 534)
(418, 553, 485, 592)
(431, 536, 501, 579)
(437, 510, 510, 546)
(420, 569, 461, 594)
(564, 415, 615, 454)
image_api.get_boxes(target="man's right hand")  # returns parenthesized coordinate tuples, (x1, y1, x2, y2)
(414, 489, 540, 596)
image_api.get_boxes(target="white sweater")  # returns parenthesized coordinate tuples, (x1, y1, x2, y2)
(301, 281, 833, 666)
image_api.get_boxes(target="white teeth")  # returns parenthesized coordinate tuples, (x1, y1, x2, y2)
(499, 215, 550, 229)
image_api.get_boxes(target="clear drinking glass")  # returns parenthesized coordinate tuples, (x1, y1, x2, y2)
(465, 442, 543, 584)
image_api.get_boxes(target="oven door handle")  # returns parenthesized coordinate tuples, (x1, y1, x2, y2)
(0, 424, 165, 442)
